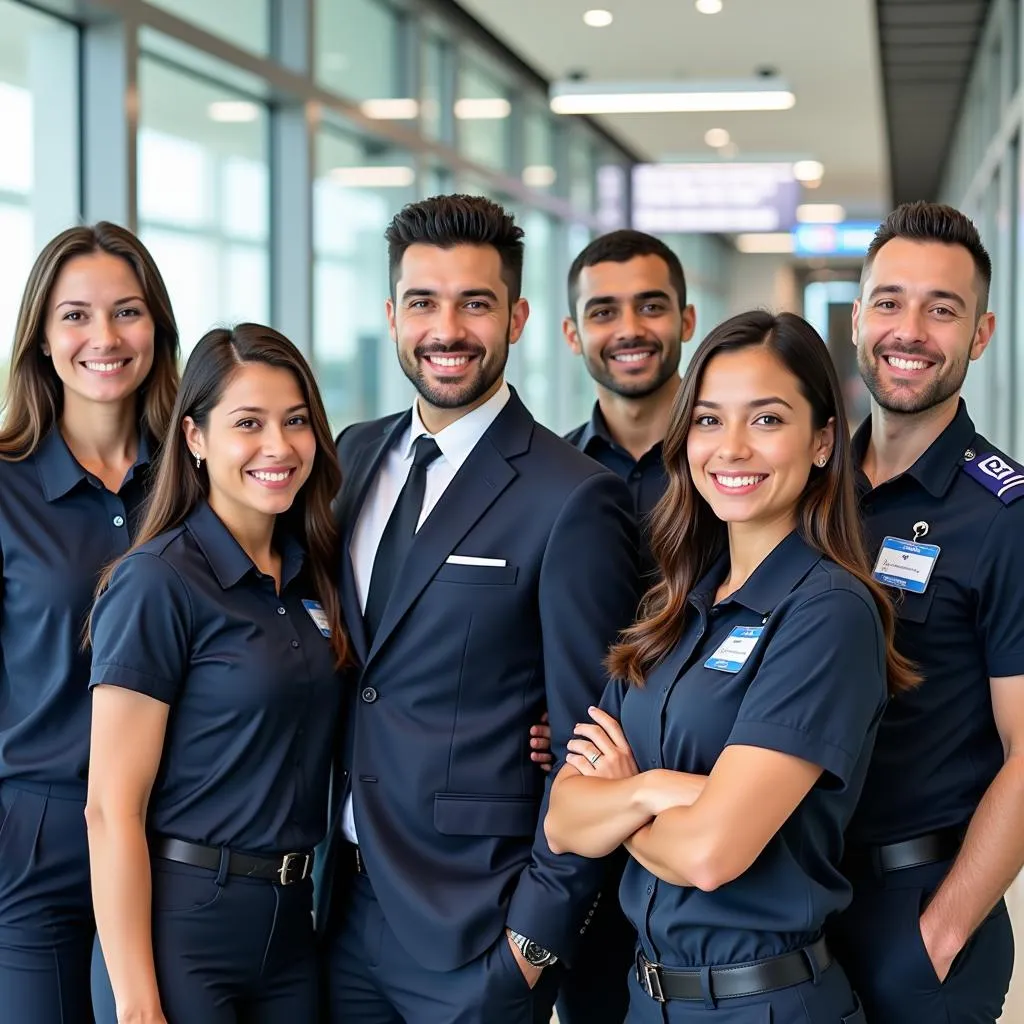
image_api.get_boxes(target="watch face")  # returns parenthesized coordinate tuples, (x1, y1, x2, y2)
(524, 940, 550, 965)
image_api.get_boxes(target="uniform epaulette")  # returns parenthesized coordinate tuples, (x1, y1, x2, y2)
(962, 447, 1024, 504)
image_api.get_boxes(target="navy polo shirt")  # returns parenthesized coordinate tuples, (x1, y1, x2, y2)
(0, 427, 151, 786)
(566, 404, 667, 578)
(604, 532, 886, 968)
(89, 501, 342, 855)
(849, 401, 1024, 845)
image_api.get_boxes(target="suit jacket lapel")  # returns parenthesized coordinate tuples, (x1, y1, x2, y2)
(335, 412, 411, 665)
(365, 391, 534, 666)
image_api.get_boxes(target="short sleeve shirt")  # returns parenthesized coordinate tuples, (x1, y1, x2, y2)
(566, 404, 667, 579)
(608, 531, 887, 968)
(849, 401, 1024, 844)
(90, 501, 343, 854)
(0, 427, 151, 785)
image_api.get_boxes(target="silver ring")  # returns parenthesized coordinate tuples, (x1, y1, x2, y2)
(587, 751, 603, 766)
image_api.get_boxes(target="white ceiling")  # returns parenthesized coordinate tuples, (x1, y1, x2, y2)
(457, 0, 892, 218)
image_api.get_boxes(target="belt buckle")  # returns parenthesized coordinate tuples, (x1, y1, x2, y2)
(278, 852, 310, 886)
(639, 958, 665, 1003)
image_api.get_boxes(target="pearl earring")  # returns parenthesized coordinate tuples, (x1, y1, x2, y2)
(193, 451, 202, 469)
(817, 456, 828, 467)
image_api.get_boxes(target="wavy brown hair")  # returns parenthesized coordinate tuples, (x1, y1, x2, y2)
(0, 222, 179, 459)
(607, 310, 917, 696)
(95, 324, 348, 666)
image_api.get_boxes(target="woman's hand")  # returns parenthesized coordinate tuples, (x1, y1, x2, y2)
(566, 706, 639, 779)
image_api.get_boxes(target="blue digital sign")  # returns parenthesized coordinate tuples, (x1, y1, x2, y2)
(792, 222, 880, 257)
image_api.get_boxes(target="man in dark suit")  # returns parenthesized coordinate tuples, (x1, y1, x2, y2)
(556, 230, 695, 1024)
(318, 194, 640, 1024)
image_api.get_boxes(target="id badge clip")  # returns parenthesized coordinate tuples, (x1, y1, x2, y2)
(872, 521, 940, 594)
(302, 599, 332, 637)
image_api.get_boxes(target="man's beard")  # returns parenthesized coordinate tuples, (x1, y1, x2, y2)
(584, 340, 680, 399)
(857, 342, 969, 415)
(399, 332, 509, 410)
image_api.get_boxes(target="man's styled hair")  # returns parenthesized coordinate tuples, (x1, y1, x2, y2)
(566, 229, 688, 319)
(385, 194, 525, 302)
(863, 201, 993, 314)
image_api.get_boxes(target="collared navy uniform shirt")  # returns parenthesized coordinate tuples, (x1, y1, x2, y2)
(849, 401, 1024, 845)
(603, 532, 886, 968)
(90, 501, 342, 855)
(566, 404, 667, 579)
(0, 427, 151, 784)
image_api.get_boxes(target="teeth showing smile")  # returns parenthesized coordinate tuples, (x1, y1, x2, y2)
(886, 356, 930, 371)
(250, 470, 292, 482)
(428, 355, 471, 367)
(715, 474, 766, 489)
(83, 360, 128, 372)
(612, 352, 652, 363)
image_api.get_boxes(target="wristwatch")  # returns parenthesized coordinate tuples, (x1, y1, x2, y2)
(508, 929, 559, 967)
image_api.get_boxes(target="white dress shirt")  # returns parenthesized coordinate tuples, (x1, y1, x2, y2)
(341, 381, 511, 845)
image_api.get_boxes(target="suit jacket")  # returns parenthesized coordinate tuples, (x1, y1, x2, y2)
(318, 389, 640, 971)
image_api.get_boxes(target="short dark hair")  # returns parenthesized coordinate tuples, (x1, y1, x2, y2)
(863, 201, 993, 314)
(567, 229, 688, 318)
(385, 194, 525, 302)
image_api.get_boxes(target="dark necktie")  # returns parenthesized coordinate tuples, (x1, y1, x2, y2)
(364, 435, 442, 640)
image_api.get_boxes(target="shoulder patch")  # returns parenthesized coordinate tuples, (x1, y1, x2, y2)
(962, 448, 1024, 504)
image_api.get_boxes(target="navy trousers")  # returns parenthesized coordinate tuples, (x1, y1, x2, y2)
(321, 871, 559, 1024)
(625, 955, 864, 1024)
(94, 858, 318, 1024)
(0, 780, 95, 1024)
(555, 878, 635, 1024)
(829, 859, 1014, 1024)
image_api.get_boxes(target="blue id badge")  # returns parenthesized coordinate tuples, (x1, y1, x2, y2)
(704, 626, 764, 673)
(872, 537, 941, 594)
(302, 599, 331, 637)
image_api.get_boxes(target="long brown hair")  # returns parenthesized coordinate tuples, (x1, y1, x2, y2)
(0, 222, 180, 459)
(608, 310, 917, 695)
(96, 324, 348, 667)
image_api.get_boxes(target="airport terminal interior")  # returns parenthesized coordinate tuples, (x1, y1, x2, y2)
(3, 0, 1023, 1018)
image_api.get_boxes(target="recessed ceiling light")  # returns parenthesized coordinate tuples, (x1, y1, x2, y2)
(583, 9, 614, 27)
(550, 81, 795, 114)
(454, 98, 512, 119)
(735, 232, 793, 254)
(207, 101, 259, 123)
(704, 127, 730, 148)
(797, 203, 846, 224)
(696, 0, 724, 13)
(793, 159, 825, 182)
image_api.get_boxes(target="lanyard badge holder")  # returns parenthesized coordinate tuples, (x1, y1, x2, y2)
(872, 521, 940, 594)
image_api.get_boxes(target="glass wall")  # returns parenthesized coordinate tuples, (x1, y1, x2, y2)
(0, 0, 641, 436)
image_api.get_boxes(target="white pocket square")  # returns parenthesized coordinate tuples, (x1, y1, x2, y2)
(445, 555, 508, 567)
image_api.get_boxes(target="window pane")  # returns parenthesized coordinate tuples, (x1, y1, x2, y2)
(145, 0, 269, 56)
(317, 0, 399, 103)
(138, 57, 269, 355)
(314, 129, 415, 431)
(457, 57, 511, 170)
(523, 105, 557, 193)
(0, 1, 78, 381)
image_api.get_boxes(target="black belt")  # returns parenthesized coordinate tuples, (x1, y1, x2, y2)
(152, 836, 314, 886)
(844, 826, 963, 876)
(636, 937, 831, 1003)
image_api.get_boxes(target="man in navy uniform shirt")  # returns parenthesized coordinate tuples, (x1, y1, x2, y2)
(558, 232, 694, 1023)
(563, 230, 695, 582)
(830, 202, 1024, 1024)
(317, 195, 640, 1024)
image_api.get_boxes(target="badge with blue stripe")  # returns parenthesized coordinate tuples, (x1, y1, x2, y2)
(704, 626, 763, 673)
(302, 599, 331, 637)
(872, 537, 940, 594)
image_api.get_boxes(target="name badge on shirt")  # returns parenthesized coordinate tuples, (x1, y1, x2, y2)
(704, 626, 764, 673)
(302, 599, 331, 637)
(871, 537, 941, 594)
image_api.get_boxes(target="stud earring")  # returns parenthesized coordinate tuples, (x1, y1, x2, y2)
(817, 456, 828, 467)
(193, 451, 202, 469)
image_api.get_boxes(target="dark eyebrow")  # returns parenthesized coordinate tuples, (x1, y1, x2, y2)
(227, 404, 309, 416)
(868, 284, 967, 307)
(695, 397, 795, 411)
(582, 289, 672, 314)
(401, 287, 499, 301)
(55, 295, 146, 310)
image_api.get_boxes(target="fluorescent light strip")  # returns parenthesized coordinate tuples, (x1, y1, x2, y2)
(361, 98, 419, 120)
(735, 233, 794, 254)
(454, 98, 511, 119)
(797, 203, 845, 224)
(208, 101, 260, 123)
(550, 90, 794, 114)
(329, 166, 415, 188)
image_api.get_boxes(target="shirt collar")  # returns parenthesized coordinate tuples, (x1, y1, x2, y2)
(37, 426, 153, 503)
(851, 399, 977, 498)
(688, 530, 823, 618)
(185, 500, 305, 591)
(578, 403, 614, 455)
(402, 380, 511, 472)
